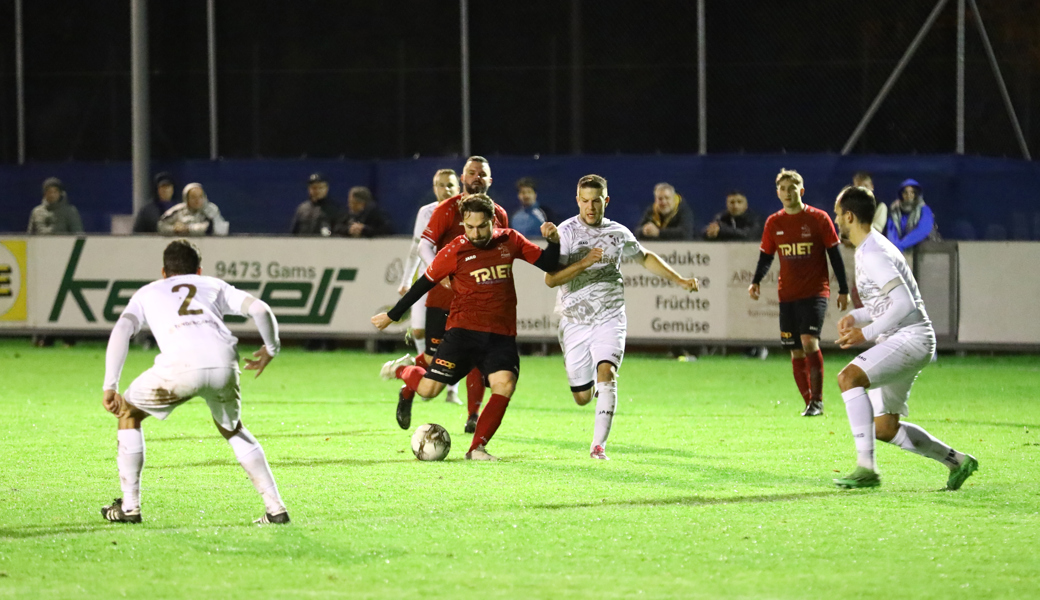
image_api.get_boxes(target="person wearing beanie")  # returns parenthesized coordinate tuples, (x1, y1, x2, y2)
(133, 172, 179, 234)
(157, 182, 229, 236)
(28, 177, 84, 234)
(886, 178, 939, 252)
(290, 172, 342, 236)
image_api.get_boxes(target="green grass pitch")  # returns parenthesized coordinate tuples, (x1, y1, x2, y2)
(1, 338, 1037, 599)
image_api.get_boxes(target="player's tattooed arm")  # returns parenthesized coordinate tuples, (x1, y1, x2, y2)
(544, 247, 605, 288)
(637, 250, 698, 292)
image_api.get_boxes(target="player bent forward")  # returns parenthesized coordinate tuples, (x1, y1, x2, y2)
(101, 240, 289, 523)
(371, 194, 561, 461)
(831, 186, 977, 490)
(545, 174, 698, 460)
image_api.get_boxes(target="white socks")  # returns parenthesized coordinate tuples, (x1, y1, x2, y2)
(117, 428, 145, 512)
(841, 387, 876, 470)
(447, 382, 459, 396)
(592, 381, 617, 449)
(888, 422, 964, 470)
(226, 427, 286, 515)
(413, 337, 426, 357)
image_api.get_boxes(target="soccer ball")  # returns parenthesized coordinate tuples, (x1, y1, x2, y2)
(411, 423, 451, 461)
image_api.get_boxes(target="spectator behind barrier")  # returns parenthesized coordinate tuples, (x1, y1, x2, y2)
(133, 172, 178, 234)
(886, 178, 939, 251)
(28, 177, 84, 235)
(511, 177, 555, 239)
(852, 171, 887, 233)
(291, 172, 342, 236)
(637, 182, 694, 240)
(158, 182, 229, 236)
(703, 190, 761, 241)
(335, 186, 393, 238)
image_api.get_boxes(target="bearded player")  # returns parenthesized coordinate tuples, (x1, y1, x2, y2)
(397, 168, 463, 405)
(407, 156, 509, 434)
(372, 194, 560, 461)
(749, 169, 849, 416)
(545, 175, 698, 460)
(831, 185, 977, 489)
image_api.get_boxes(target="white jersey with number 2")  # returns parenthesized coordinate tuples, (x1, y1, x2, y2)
(121, 274, 253, 368)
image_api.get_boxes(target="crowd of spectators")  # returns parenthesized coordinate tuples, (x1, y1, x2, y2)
(20, 170, 951, 249)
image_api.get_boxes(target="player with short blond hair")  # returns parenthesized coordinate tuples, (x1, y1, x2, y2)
(546, 175, 698, 460)
(750, 169, 849, 417)
(100, 240, 288, 524)
(398, 168, 463, 405)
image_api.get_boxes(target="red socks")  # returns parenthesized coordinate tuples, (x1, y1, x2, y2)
(395, 365, 426, 392)
(415, 354, 429, 369)
(791, 357, 811, 405)
(805, 350, 824, 402)
(470, 394, 509, 451)
(466, 368, 485, 416)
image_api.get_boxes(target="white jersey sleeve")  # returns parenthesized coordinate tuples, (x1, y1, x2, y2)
(216, 281, 254, 317)
(854, 230, 931, 340)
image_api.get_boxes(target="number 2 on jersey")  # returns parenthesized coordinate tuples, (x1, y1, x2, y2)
(172, 284, 203, 316)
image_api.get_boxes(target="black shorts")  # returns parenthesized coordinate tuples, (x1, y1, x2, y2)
(424, 307, 449, 355)
(425, 328, 520, 386)
(778, 296, 828, 350)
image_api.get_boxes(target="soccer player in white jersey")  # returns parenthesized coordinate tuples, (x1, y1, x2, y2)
(100, 240, 290, 524)
(398, 168, 463, 405)
(832, 186, 977, 490)
(546, 175, 699, 460)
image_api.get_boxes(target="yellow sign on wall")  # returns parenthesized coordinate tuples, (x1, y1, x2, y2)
(0, 240, 28, 321)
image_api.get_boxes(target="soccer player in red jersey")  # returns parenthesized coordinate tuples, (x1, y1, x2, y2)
(749, 169, 849, 416)
(412, 156, 510, 434)
(372, 194, 560, 460)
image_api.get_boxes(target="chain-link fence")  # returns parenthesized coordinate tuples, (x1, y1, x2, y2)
(0, 0, 1036, 162)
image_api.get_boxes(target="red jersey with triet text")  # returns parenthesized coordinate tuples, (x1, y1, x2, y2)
(759, 204, 841, 302)
(422, 195, 509, 310)
(424, 229, 544, 336)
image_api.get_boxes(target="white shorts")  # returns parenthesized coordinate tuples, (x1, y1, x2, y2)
(852, 327, 936, 417)
(558, 317, 626, 390)
(410, 294, 428, 330)
(124, 364, 242, 430)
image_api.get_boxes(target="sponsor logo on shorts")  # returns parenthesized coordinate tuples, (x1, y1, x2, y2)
(781, 331, 793, 339)
(435, 358, 456, 369)
(430, 337, 442, 345)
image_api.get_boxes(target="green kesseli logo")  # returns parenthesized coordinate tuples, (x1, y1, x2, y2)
(49, 238, 356, 325)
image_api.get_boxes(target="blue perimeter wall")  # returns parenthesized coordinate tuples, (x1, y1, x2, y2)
(2, 154, 1039, 240)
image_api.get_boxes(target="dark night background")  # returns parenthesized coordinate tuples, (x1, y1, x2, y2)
(1, 0, 1038, 162)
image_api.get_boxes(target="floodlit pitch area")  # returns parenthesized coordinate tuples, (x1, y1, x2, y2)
(1, 339, 1037, 599)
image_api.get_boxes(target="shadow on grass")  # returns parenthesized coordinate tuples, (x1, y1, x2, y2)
(151, 456, 403, 469)
(0, 523, 111, 539)
(530, 490, 837, 511)
(147, 430, 381, 442)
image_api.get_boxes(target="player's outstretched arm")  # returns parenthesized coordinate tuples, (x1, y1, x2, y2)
(376, 275, 438, 330)
(637, 250, 698, 292)
(243, 298, 280, 378)
(544, 247, 604, 288)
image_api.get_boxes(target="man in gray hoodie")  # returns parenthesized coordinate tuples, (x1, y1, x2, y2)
(28, 177, 84, 234)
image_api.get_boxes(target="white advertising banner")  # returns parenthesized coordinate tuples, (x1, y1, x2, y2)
(9, 236, 1034, 346)
(957, 242, 1040, 344)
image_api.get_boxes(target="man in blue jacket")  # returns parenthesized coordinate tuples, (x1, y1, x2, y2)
(886, 179, 938, 251)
